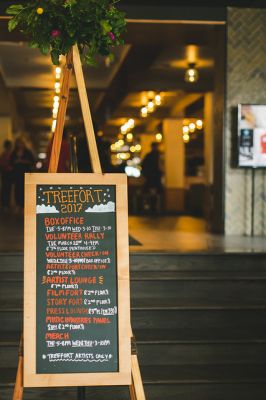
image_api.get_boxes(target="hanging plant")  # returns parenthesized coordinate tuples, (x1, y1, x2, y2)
(6, 0, 126, 65)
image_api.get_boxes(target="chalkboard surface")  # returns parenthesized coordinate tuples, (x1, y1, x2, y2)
(36, 184, 118, 374)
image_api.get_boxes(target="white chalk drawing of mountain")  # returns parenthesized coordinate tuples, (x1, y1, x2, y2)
(36, 204, 59, 214)
(85, 201, 115, 213)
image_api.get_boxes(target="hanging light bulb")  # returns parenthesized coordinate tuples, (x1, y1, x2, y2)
(183, 126, 189, 134)
(183, 133, 190, 143)
(128, 118, 135, 129)
(196, 119, 203, 129)
(121, 125, 127, 134)
(184, 63, 199, 83)
(126, 133, 133, 142)
(147, 100, 155, 113)
(189, 122, 196, 133)
(156, 133, 162, 142)
(141, 106, 148, 118)
(155, 94, 162, 106)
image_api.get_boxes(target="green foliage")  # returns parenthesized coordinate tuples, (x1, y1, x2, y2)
(6, 0, 126, 65)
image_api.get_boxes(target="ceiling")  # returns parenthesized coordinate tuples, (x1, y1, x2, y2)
(0, 20, 223, 153)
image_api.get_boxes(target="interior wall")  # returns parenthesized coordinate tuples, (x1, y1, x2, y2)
(225, 7, 266, 235)
(0, 72, 13, 147)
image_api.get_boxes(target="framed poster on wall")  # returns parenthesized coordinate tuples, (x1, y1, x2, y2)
(237, 104, 266, 168)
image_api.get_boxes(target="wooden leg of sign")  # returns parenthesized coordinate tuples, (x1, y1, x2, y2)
(48, 49, 73, 173)
(12, 334, 23, 400)
(129, 332, 146, 400)
(130, 355, 146, 400)
(72, 44, 102, 174)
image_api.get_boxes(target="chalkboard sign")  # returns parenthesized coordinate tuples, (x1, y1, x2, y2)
(24, 173, 131, 387)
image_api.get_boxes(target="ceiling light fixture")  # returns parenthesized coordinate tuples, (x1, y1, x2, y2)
(155, 133, 162, 142)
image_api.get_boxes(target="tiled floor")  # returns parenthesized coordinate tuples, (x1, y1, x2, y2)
(0, 211, 265, 253)
(129, 216, 266, 253)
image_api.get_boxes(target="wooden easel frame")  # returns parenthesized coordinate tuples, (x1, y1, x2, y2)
(12, 44, 146, 400)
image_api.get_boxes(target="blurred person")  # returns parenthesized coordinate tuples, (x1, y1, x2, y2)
(76, 131, 92, 172)
(98, 137, 114, 173)
(141, 142, 163, 214)
(0, 139, 13, 211)
(10, 137, 35, 212)
(46, 129, 71, 172)
(76, 132, 114, 173)
(142, 142, 163, 192)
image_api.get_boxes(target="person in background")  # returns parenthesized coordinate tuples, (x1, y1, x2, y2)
(10, 137, 35, 212)
(142, 142, 163, 192)
(46, 129, 70, 172)
(141, 142, 163, 213)
(76, 132, 114, 173)
(0, 139, 13, 212)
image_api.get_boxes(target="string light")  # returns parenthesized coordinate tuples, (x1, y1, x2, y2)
(117, 152, 130, 160)
(128, 118, 135, 129)
(51, 62, 62, 132)
(135, 144, 141, 152)
(52, 119, 57, 133)
(121, 125, 127, 134)
(121, 118, 136, 135)
(182, 118, 203, 142)
(140, 93, 163, 117)
(54, 81, 61, 93)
